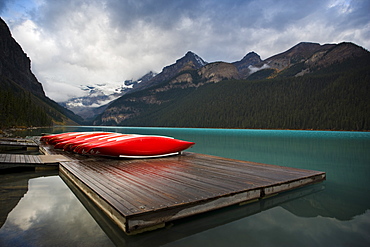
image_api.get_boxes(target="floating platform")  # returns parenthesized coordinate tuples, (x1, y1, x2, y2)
(0, 138, 39, 148)
(0, 138, 68, 169)
(39, 141, 326, 235)
(0, 154, 69, 169)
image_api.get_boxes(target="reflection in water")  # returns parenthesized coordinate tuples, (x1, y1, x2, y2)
(2, 127, 370, 246)
(162, 207, 370, 247)
(0, 172, 38, 229)
(0, 171, 114, 247)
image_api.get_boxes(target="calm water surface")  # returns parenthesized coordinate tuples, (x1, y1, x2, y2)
(1, 126, 369, 247)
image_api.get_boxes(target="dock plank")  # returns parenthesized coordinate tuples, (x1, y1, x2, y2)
(60, 162, 137, 214)
(0, 153, 5, 162)
(76, 160, 182, 210)
(53, 150, 325, 234)
(0, 139, 38, 148)
(0, 153, 62, 170)
(33, 156, 42, 164)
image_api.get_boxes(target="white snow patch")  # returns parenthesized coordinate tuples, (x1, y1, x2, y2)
(194, 54, 207, 66)
(248, 64, 271, 74)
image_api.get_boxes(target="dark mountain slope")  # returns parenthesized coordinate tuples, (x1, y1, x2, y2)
(115, 65, 370, 130)
(0, 18, 83, 128)
(0, 18, 45, 97)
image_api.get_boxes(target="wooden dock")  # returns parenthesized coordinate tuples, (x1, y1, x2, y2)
(0, 138, 39, 148)
(0, 153, 42, 164)
(0, 138, 69, 169)
(39, 142, 326, 235)
(0, 153, 70, 169)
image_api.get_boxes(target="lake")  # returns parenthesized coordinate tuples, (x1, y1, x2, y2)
(1, 126, 369, 246)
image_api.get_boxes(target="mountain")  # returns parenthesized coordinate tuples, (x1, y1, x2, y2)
(93, 51, 241, 125)
(93, 42, 370, 131)
(123, 71, 157, 89)
(232, 51, 263, 78)
(0, 18, 83, 128)
(59, 71, 156, 122)
(265, 42, 334, 70)
(247, 42, 369, 80)
(60, 52, 207, 123)
(131, 51, 207, 92)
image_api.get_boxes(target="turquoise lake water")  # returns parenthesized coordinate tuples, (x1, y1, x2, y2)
(0, 126, 369, 246)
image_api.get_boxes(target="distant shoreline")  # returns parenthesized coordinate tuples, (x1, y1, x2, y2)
(0, 126, 47, 137)
(1, 125, 369, 138)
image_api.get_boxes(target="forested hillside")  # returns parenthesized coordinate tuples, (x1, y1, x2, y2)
(0, 77, 83, 128)
(0, 79, 51, 127)
(96, 56, 370, 130)
(0, 17, 83, 128)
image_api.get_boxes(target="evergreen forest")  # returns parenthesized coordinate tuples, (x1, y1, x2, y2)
(0, 77, 82, 128)
(109, 60, 370, 131)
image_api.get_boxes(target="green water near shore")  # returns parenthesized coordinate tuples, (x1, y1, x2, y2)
(1, 126, 369, 246)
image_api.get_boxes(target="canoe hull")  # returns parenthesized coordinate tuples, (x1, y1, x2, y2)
(41, 132, 195, 158)
(89, 136, 195, 157)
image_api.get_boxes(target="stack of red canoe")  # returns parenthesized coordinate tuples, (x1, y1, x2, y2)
(40, 132, 195, 158)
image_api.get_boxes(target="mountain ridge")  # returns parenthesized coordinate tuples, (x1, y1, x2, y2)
(93, 41, 370, 130)
(131, 51, 208, 92)
(63, 41, 369, 123)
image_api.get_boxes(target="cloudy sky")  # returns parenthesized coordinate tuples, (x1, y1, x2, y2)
(1, 0, 369, 102)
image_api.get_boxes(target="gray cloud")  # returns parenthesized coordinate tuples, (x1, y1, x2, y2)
(106, 0, 202, 29)
(2, 0, 370, 101)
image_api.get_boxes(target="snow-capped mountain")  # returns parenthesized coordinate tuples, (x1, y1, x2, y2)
(59, 71, 156, 120)
(60, 51, 207, 122)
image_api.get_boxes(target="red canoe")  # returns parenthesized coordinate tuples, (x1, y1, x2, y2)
(88, 135, 195, 158)
(41, 132, 195, 158)
(40, 132, 78, 143)
(46, 132, 89, 145)
(64, 133, 121, 152)
(73, 134, 130, 154)
(53, 132, 113, 149)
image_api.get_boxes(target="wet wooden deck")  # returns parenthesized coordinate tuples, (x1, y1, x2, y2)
(39, 142, 326, 235)
(0, 138, 67, 169)
(0, 138, 39, 148)
(0, 153, 69, 169)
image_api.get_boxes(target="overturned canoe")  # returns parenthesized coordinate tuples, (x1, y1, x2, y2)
(88, 135, 195, 158)
(40, 132, 79, 143)
(53, 132, 113, 149)
(74, 134, 132, 154)
(41, 132, 195, 158)
(64, 133, 122, 152)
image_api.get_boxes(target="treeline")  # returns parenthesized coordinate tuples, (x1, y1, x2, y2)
(0, 74, 84, 129)
(0, 89, 52, 128)
(118, 65, 370, 131)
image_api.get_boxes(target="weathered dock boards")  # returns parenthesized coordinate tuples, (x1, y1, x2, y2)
(39, 142, 325, 235)
(0, 138, 39, 148)
(0, 153, 69, 169)
(0, 153, 42, 164)
(0, 137, 70, 169)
